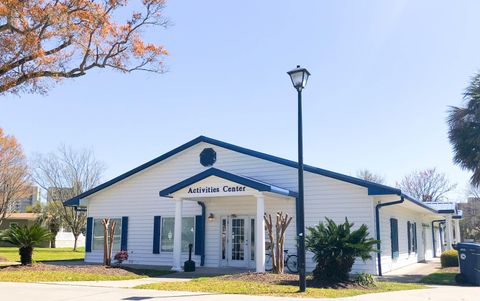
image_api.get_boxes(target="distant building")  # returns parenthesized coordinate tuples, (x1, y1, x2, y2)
(458, 197, 480, 241)
(14, 186, 40, 213)
(0, 213, 49, 247)
(47, 187, 74, 202)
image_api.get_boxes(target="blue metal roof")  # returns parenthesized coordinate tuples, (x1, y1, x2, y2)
(63, 135, 410, 207)
(159, 168, 298, 198)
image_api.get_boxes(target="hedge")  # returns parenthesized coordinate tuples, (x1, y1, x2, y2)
(440, 250, 459, 268)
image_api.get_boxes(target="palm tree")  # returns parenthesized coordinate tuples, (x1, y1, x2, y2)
(306, 218, 379, 281)
(37, 201, 64, 248)
(0, 224, 52, 265)
(448, 72, 480, 186)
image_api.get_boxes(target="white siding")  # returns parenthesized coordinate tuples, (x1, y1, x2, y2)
(84, 141, 436, 275)
(376, 203, 441, 274)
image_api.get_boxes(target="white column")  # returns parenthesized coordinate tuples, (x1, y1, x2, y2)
(445, 216, 454, 250)
(454, 219, 461, 243)
(172, 198, 183, 271)
(255, 194, 265, 272)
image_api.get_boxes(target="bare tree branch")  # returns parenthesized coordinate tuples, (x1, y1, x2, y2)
(397, 168, 457, 202)
(31, 145, 105, 250)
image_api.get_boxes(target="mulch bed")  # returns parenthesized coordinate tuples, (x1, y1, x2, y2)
(221, 272, 363, 289)
(0, 263, 140, 276)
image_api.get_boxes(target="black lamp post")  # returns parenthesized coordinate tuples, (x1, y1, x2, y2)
(287, 65, 310, 293)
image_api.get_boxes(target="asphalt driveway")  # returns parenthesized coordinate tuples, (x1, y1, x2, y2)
(1, 282, 478, 301)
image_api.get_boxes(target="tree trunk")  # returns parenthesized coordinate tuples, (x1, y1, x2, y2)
(107, 220, 116, 266)
(102, 219, 109, 265)
(19, 246, 33, 265)
(73, 233, 79, 251)
(50, 230, 58, 248)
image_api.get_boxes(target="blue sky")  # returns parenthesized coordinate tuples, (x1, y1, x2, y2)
(1, 0, 479, 201)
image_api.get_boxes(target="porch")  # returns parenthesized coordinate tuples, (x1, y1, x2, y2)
(159, 168, 298, 273)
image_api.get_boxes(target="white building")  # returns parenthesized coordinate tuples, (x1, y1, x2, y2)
(64, 136, 462, 275)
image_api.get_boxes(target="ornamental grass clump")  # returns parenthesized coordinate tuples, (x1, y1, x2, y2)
(306, 217, 379, 283)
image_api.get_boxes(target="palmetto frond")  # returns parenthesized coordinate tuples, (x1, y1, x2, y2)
(448, 72, 480, 186)
(0, 223, 52, 248)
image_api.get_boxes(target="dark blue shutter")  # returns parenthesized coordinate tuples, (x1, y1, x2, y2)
(195, 215, 204, 255)
(121, 216, 128, 251)
(153, 216, 161, 254)
(407, 221, 411, 254)
(390, 218, 399, 259)
(413, 223, 417, 252)
(85, 217, 93, 252)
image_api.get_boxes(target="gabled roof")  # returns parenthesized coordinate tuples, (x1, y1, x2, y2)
(160, 167, 298, 198)
(64, 135, 404, 206)
(401, 194, 442, 214)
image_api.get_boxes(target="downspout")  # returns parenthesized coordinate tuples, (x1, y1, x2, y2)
(375, 196, 404, 276)
(431, 219, 445, 258)
(197, 202, 206, 266)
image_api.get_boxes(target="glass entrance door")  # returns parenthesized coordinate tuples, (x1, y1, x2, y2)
(221, 216, 255, 268)
(230, 218, 245, 265)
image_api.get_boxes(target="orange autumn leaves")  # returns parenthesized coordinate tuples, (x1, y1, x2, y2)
(0, 0, 169, 94)
(0, 128, 30, 225)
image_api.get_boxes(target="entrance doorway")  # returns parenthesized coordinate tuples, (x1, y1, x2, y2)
(420, 225, 427, 261)
(221, 216, 255, 268)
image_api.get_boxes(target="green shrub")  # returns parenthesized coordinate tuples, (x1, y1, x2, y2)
(353, 272, 377, 287)
(0, 224, 52, 265)
(441, 250, 459, 268)
(305, 217, 379, 282)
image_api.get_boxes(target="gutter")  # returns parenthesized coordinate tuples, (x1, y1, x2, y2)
(431, 219, 445, 257)
(197, 202, 206, 266)
(375, 196, 404, 276)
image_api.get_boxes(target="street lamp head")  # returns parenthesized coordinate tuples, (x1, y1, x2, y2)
(287, 65, 310, 91)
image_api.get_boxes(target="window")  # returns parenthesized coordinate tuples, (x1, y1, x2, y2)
(182, 217, 195, 252)
(160, 217, 195, 252)
(390, 218, 399, 259)
(93, 218, 122, 251)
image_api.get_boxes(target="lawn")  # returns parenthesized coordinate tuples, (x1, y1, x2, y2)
(0, 247, 85, 262)
(0, 263, 172, 282)
(0, 270, 144, 282)
(420, 267, 459, 285)
(136, 276, 425, 298)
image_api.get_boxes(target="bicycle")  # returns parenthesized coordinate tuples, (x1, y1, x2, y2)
(265, 249, 298, 273)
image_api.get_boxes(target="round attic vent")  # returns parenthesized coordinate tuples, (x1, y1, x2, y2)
(200, 148, 216, 167)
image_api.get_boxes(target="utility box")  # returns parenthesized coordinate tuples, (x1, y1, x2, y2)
(456, 242, 480, 286)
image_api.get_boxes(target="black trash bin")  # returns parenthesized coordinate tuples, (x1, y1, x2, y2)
(456, 242, 480, 286)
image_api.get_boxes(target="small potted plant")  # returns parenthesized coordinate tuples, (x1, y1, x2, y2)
(114, 251, 129, 264)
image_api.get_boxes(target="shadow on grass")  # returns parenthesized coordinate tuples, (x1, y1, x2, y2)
(120, 267, 174, 278)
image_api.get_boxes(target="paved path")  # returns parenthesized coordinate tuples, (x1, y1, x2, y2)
(380, 258, 441, 283)
(1, 282, 479, 301)
(42, 276, 190, 288)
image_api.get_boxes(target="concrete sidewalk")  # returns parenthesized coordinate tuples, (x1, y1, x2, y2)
(41, 275, 191, 288)
(0, 282, 479, 301)
(380, 258, 441, 283)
